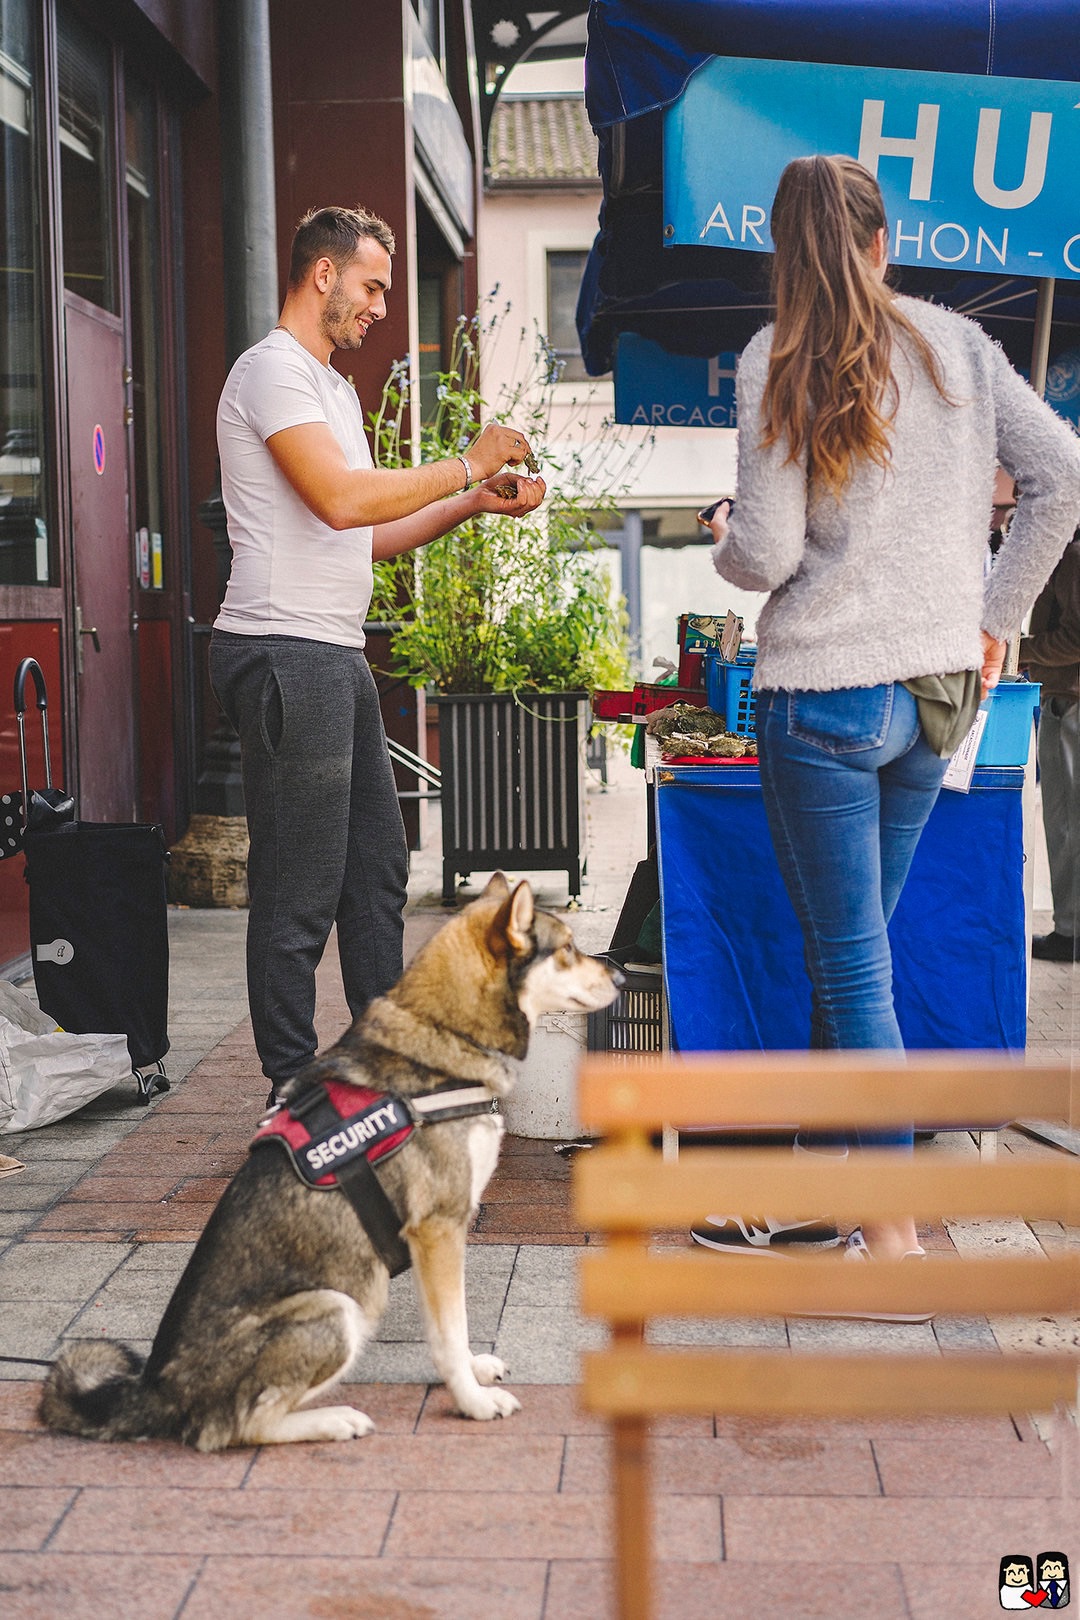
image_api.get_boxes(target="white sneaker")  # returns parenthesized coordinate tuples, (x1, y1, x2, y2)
(690, 1213, 840, 1253)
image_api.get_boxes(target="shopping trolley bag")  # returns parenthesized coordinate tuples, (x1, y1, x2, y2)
(15, 658, 171, 1105)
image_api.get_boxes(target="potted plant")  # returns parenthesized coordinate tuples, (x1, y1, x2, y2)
(368, 310, 636, 904)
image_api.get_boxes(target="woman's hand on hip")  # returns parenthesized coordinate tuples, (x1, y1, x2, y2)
(980, 630, 1007, 698)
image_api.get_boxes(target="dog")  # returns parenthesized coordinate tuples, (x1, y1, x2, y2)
(39, 874, 621, 1450)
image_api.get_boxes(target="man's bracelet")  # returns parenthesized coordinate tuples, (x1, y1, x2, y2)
(457, 455, 474, 491)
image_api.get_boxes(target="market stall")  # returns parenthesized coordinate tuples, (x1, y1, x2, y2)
(581, 1, 1080, 1060)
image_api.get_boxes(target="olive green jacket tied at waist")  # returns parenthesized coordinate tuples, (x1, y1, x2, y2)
(901, 669, 984, 758)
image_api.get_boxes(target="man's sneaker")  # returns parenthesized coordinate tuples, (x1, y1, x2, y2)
(690, 1214, 840, 1253)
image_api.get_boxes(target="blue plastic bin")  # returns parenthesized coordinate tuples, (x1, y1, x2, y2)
(705, 653, 756, 734)
(974, 680, 1039, 766)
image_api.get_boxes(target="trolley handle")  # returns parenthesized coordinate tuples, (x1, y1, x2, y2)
(13, 657, 54, 803)
(14, 657, 48, 718)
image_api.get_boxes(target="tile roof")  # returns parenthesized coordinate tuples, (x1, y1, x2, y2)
(486, 95, 600, 188)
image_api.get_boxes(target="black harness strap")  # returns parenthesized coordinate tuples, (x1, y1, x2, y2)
(290, 1085, 412, 1277)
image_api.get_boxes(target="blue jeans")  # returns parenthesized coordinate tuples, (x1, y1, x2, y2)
(757, 683, 950, 1150)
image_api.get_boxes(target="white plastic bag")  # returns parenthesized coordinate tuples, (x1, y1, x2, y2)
(0, 979, 132, 1133)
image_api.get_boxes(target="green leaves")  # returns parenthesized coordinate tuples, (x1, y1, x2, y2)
(367, 309, 634, 697)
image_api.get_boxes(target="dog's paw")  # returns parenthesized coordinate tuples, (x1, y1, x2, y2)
(471, 1353, 508, 1386)
(311, 1405, 376, 1442)
(458, 1384, 522, 1421)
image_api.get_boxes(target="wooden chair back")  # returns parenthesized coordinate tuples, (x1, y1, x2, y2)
(574, 1052, 1080, 1620)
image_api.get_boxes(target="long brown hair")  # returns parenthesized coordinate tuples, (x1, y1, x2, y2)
(760, 155, 949, 500)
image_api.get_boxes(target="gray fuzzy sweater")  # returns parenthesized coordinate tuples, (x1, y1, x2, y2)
(712, 295, 1080, 692)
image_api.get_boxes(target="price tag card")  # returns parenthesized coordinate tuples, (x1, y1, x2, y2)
(942, 706, 988, 794)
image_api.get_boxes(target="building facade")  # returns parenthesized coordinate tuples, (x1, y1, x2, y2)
(0, 0, 483, 969)
(481, 87, 742, 676)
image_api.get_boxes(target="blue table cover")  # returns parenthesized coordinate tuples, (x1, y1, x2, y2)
(656, 764, 1027, 1052)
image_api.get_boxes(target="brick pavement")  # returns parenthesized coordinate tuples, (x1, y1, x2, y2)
(0, 752, 1077, 1619)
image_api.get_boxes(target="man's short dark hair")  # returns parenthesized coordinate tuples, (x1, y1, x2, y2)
(288, 206, 396, 288)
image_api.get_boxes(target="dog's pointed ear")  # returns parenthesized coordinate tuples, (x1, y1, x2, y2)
(488, 879, 535, 958)
(505, 880, 535, 952)
(481, 871, 511, 900)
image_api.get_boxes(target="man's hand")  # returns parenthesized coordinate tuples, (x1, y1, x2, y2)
(468, 424, 537, 481)
(701, 498, 733, 544)
(980, 629, 1007, 698)
(473, 473, 546, 517)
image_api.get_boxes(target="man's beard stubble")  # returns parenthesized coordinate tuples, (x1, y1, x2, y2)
(319, 281, 365, 352)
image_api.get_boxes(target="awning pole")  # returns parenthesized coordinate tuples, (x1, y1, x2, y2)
(1030, 276, 1056, 398)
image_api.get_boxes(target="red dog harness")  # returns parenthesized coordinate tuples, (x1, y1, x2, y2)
(250, 1079, 498, 1275)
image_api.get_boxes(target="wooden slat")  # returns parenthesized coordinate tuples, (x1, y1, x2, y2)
(580, 1250, 1080, 1321)
(582, 1349, 1080, 1418)
(573, 1147, 1080, 1227)
(577, 1052, 1080, 1131)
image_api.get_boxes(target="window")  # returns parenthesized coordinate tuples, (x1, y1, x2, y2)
(546, 249, 589, 382)
(58, 6, 117, 313)
(0, 3, 51, 583)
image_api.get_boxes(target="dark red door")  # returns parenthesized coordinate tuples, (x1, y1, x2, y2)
(65, 294, 135, 822)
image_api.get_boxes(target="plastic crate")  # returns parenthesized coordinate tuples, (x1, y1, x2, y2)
(974, 680, 1039, 766)
(587, 971, 665, 1055)
(631, 683, 710, 716)
(704, 655, 757, 734)
(591, 688, 634, 720)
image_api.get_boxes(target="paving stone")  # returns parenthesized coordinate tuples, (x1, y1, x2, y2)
(722, 1494, 1075, 1563)
(120, 1241, 196, 1273)
(903, 1563, 1021, 1620)
(181, 1555, 547, 1620)
(494, 1305, 606, 1383)
(786, 1314, 940, 1353)
(648, 1314, 790, 1348)
(562, 1432, 880, 1496)
(873, 1434, 1061, 1496)
(0, 1241, 128, 1300)
(0, 1542, 200, 1620)
(0, 1378, 50, 1425)
(931, 1314, 999, 1351)
(246, 1429, 564, 1492)
(0, 1299, 85, 1369)
(383, 1488, 720, 1563)
(0, 1428, 251, 1488)
(67, 1297, 166, 1340)
(356, 1341, 454, 1383)
(0, 1486, 75, 1550)
(545, 1558, 911, 1620)
(50, 1485, 396, 1556)
(503, 1242, 579, 1308)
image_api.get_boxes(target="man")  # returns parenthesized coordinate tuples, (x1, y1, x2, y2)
(1021, 526, 1080, 962)
(210, 206, 545, 1103)
(988, 467, 1017, 560)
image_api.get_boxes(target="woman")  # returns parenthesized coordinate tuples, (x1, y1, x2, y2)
(700, 155, 1080, 1274)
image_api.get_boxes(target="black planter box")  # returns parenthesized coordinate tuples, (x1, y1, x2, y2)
(434, 691, 589, 905)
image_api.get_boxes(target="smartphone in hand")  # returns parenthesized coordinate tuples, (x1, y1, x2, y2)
(698, 498, 733, 526)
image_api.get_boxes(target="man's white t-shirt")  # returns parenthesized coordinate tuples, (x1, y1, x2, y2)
(214, 328, 374, 648)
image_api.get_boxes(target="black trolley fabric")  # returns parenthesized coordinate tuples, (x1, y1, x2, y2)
(15, 658, 171, 1103)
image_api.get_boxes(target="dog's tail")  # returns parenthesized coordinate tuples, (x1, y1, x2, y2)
(39, 1342, 157, 1441)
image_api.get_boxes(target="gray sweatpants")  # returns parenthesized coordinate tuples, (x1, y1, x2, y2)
(1038, 695, 1080, 937)
(209, 631, 409, 1083)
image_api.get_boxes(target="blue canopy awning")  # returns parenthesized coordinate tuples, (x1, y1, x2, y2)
(579, 1, 1080, 381)
(586, 0, 1080, 129)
